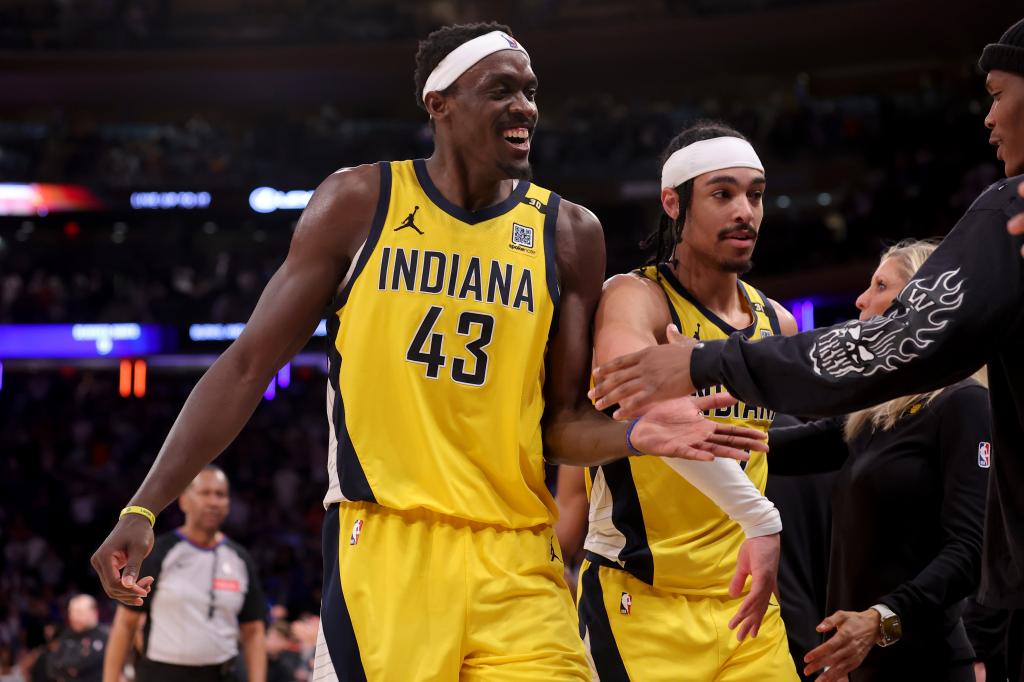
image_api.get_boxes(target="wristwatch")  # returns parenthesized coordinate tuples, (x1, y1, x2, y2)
(870, 603, 902, 647)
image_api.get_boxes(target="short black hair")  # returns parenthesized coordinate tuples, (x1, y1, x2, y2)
(641, 120, 750, 266)
(413, 21, 514, 110)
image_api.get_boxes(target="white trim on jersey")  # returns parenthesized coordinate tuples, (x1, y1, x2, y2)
(583, 468, 628, 564)
(311, 618, 339, 682)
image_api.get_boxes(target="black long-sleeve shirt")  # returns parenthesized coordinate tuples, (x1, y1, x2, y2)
(692, 173, 1024, 607)
(770, 382, 990, 669)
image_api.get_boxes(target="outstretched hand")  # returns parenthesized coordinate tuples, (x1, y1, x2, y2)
(590, 324, 698, 420)
(90, 515, 156, 606)
(803, 609, 879, 681)
(1010, 183, 1024, 257)
(728, 532, 781, 641)
(628, 392, 768, 462)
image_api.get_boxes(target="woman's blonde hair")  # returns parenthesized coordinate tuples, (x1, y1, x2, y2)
(844, 238, 986, 440)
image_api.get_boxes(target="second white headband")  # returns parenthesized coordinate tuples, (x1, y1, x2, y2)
(422, 31, 529, 103)
(661, 137, 764, 189)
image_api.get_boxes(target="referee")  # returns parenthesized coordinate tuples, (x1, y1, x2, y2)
(102, 466, 266, 682)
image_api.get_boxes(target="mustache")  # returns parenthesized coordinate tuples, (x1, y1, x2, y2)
(717, 224, 758, 241)
(497, 117, 536, 131)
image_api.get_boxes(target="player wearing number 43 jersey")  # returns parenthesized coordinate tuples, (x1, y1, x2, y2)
(91, 21, 769, 682)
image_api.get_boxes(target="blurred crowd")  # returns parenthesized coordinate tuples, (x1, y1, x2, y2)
(0, 368, 329, 679)
(0, 71, 1005, 324)
(0, 0, 831, 51)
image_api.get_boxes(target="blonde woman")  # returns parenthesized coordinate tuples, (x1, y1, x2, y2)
(769, 239, 990, 682)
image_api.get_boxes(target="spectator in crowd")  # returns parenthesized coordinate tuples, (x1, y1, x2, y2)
(42, 596, 107, 682)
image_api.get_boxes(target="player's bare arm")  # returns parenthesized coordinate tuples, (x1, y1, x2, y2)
(541, 202, 767, 466)
(90, 164, 380, 606)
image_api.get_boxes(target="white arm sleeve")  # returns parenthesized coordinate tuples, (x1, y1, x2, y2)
(660, 457, 782, 538)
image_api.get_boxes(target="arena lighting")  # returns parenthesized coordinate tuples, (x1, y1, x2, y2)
(119, 359, 132, 397)
(133, 359, 147, 398)
(0, 183, 103, 215)
(188, 320, 327, 342)
(0, 324, 166, 358)
(277, 363, 291, 389)
(264, 376, 276, 400)
(130, 191, 212, 210)
(248, 186, 314, 213)
(786, 299, 816, 331)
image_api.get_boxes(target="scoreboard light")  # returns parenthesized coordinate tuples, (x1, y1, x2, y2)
(0, 324, 167, 358)
(248, 186, 314, 213)
(130, 191, 212, 210)
(188, 321, 327, 342)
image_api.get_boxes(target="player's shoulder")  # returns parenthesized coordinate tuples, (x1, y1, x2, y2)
(554, 197, 603, 237)
(765, 296, 798, 336)
(603, 271, 663, 299)
(598, 272, 670, 326)
(314, 163, 383, 204)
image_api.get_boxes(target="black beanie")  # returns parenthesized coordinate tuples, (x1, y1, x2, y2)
(980, 17, 1024, 75)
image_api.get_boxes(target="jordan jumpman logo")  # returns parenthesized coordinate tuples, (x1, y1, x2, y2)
(394, 206, 424, 234)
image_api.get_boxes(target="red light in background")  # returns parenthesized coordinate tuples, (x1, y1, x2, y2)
(133, 359, 147, 398)
(119, 359, 132, 397)
(63, 221, 80, 238)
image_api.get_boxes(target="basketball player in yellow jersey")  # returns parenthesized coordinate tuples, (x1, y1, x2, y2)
(577, 121, 801, 681)
(91, 23, 770, 682)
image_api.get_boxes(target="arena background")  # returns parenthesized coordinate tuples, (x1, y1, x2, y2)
(1, 0, 1019, 675)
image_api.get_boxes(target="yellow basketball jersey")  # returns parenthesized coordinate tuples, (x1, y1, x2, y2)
(584, 264, 780, 595)
(323, 159, 561, 529)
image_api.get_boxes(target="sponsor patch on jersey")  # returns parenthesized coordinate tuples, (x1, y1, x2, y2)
(213, 578, 241, 592)
(510, 223, 535, 252)
(350, 519, 363, 545)
(978, 442, 991, 469)
(620, 592, 632, 615)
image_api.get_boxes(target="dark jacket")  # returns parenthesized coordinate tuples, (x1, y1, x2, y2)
(692, 174, 1024, 608)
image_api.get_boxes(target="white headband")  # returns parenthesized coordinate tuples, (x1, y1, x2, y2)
(661, 137, 764, 189)
(422, 31, 530, 103)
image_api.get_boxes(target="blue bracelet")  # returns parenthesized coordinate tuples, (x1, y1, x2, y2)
(625, 417, 643, 455)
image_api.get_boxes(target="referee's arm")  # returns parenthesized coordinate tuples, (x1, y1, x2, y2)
(239, 620, 266, 682)
(102, 606, 143, 682)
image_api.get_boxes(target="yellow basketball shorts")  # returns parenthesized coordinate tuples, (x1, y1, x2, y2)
(577, 559, 799, 682)
(314, 502, 590, 682)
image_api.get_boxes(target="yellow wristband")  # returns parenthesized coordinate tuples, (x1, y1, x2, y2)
(119, 505, 156, 527)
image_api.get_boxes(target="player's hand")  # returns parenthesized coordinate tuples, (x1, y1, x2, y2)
(803, 609, 880, 681)
(629, 393, 768, 462)
(1010, 183, 1024, 257)
(590, 324, 698, 420)
(727, 532, 780, 641)
(90, 514, 156, 606)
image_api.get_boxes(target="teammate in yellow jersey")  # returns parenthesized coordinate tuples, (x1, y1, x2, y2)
(576, 121, 801, 681)
(90, 22, 769, 682)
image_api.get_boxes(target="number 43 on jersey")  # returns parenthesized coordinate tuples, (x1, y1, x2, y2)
(406, 305, 495, 386)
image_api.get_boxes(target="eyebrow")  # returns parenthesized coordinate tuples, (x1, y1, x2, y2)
(482, 72, 538, 89)
(704, 174, 766, 186)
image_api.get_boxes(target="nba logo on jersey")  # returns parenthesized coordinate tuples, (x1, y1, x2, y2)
(349, 519, 364, 545)
(619, 592, 632, 615)
(978, 442, 991, 469)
